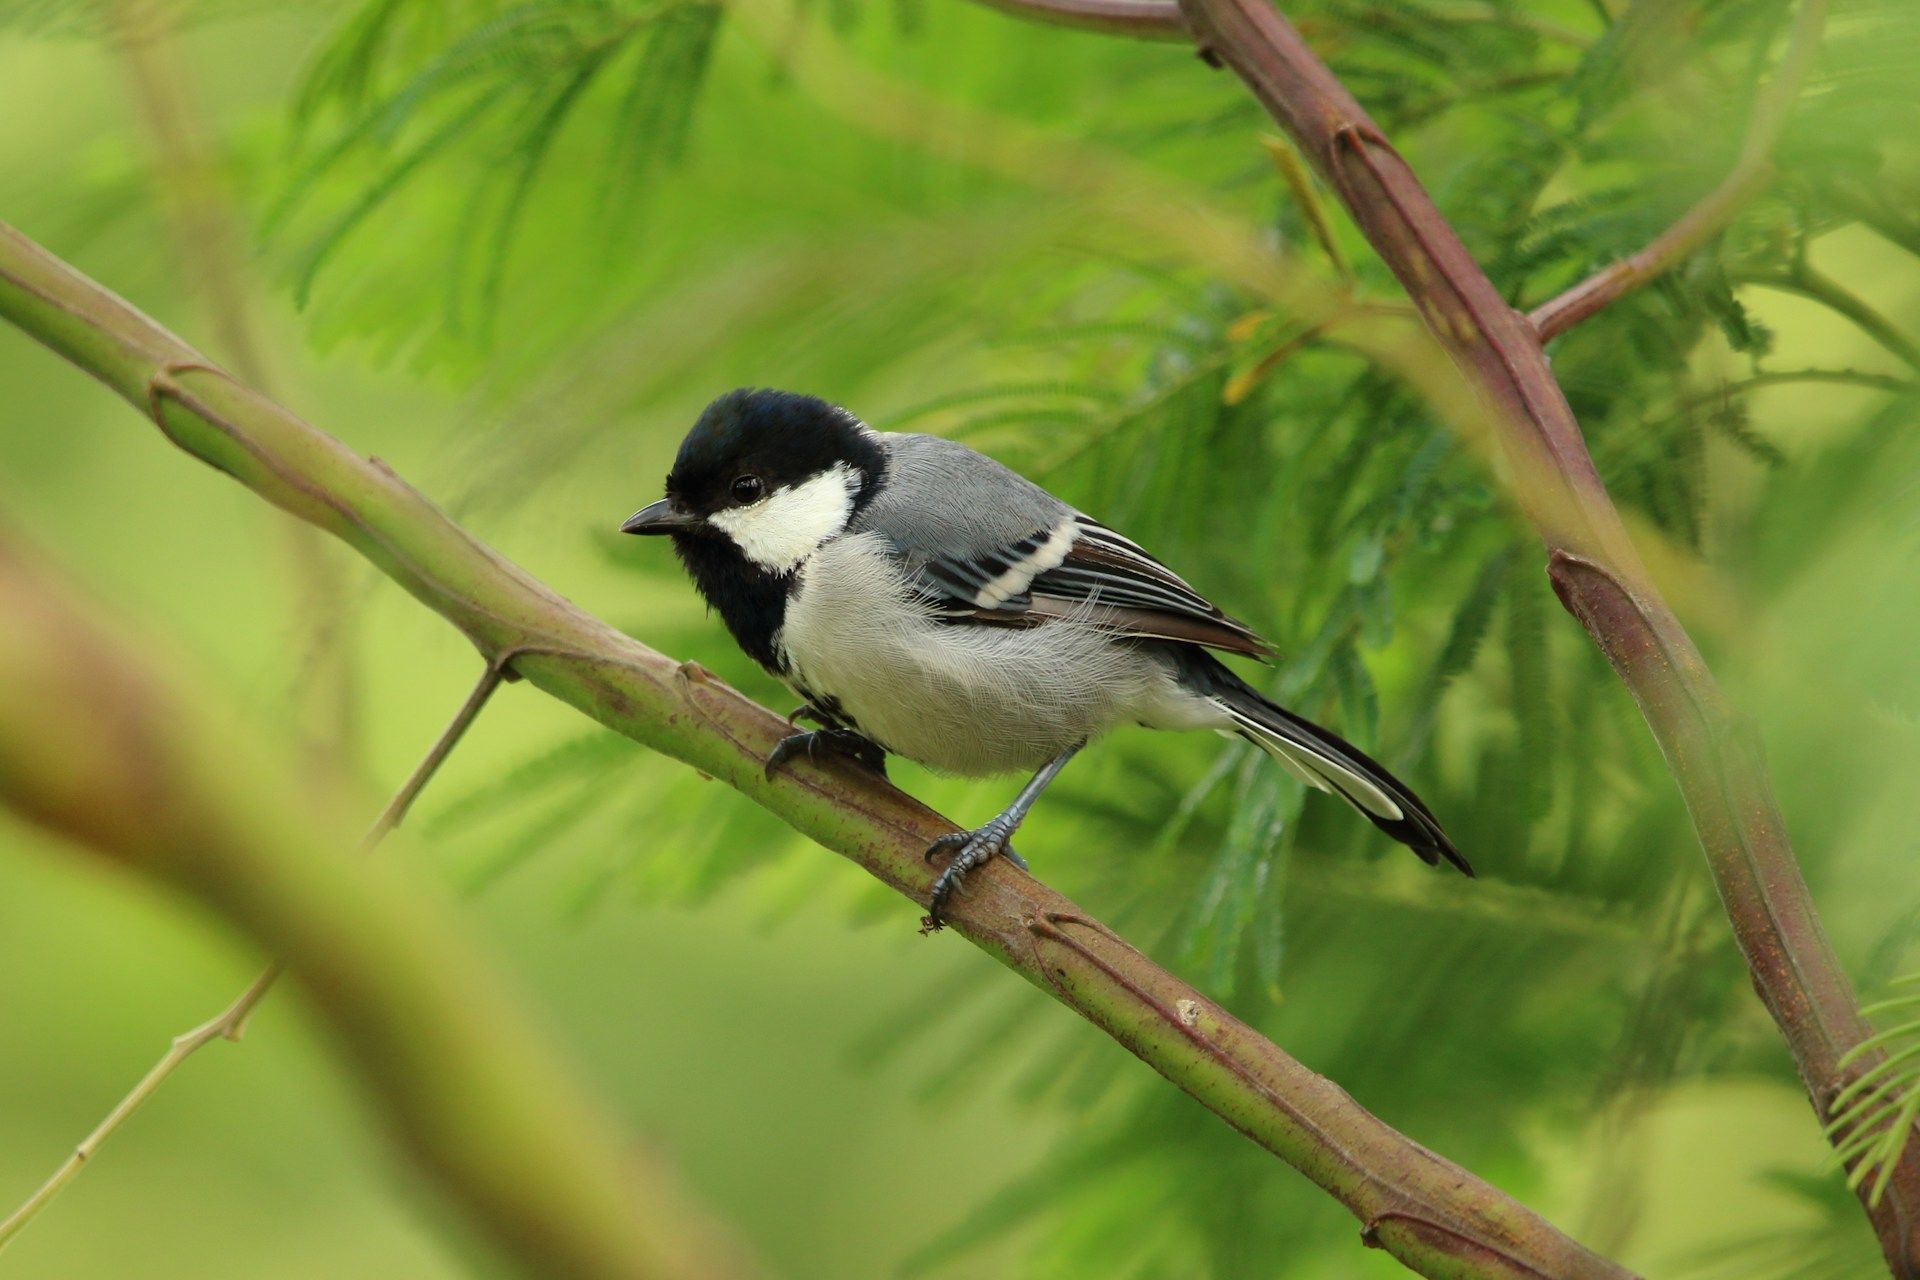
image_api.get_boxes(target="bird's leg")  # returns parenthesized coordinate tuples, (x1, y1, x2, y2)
(765, 725, 888, 780)
(922, 742, 1082, 931)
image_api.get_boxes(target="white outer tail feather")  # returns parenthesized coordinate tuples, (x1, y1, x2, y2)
(1214, 701, 1406, 822)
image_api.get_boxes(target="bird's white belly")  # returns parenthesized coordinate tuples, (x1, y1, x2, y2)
(777, 533, 1221, 775)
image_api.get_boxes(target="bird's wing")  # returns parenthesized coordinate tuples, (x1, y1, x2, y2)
(920, 513, 1276, 659)
(854, 434, 1274, 660)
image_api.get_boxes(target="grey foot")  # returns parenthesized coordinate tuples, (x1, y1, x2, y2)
(921, 816, 1025, 931)
(765, 728, 888, 780)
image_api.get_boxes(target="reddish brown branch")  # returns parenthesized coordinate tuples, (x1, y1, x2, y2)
(1173, 0, 1920, 1272)
(1529, 0, 1828, 342)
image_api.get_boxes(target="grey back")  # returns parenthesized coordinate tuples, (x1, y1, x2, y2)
(849, 432, 1070, 570)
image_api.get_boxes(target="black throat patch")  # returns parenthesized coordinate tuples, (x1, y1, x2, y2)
(670, 531, 792, 674)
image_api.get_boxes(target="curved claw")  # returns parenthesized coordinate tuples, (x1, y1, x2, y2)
(764, 734, 809, 780)
(921, 819, 1022, 930)
(919, 743, 1078, 932)
(923, 830, 969, 863)
(765, 728, 888, 781)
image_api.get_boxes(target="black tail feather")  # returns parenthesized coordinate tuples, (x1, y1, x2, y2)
(1173, 650, 1471, 876)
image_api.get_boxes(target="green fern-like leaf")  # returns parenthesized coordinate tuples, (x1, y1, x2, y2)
(599, 2, 722, 211)
(276, 0, 724, 329)
(1825, 974, 1920, 1206)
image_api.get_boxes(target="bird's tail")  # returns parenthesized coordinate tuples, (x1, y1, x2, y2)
(1180, 651, 1471, 876)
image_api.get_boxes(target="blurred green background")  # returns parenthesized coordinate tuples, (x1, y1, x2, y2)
(2, 1, 1919, 1276)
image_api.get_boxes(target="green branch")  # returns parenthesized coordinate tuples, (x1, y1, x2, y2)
(1741, 262, 1920, 375)
(1169, 0, 1920, 1272)
(0, 534, 754, 1280)
(0, 219, 1629, 1280)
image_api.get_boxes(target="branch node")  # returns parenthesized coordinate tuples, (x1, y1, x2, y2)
(143, 359, 226, 432)
(673, 660, 728, 739)
(1038, 909, 1127, 945)
(1329, 119, 1393, 165)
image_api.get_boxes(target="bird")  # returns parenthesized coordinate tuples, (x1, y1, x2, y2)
(621, 388, 1469, 928)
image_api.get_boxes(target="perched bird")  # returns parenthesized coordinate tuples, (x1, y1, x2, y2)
(622, 388, 1469, 927)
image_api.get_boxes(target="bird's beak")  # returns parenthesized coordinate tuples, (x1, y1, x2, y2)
(619, 498, 701, 535)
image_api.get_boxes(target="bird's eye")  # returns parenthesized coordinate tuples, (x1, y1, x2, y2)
(730, 474, 764, 504)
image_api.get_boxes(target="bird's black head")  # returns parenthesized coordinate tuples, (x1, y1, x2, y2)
(620, 388, 888, 672)
(621, 389, 886, 559)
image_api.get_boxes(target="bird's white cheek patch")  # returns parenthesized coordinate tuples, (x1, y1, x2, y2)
(708, 465, 856, 573)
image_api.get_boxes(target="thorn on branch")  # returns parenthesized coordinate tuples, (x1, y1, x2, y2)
(1329, 119, 1393, 163)
(1322, 120, 1402, 232)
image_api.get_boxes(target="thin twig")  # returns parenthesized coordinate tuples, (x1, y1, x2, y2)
(363, 660, 511, 846)
(1223, 320, 1332, 403)
(0, 661, 506, 1254)
(1648, 368, 1916, 435)
(0, 968, 281, 1253)
(1741, 263, 1920, 374)
(1832, 187, 1920, 261)
(1528, 0, 1828, 343)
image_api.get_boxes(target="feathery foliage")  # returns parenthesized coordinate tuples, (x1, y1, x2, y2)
(8, 0, 1920, 1274)
(1828, 975, 1920, 1207)
(262, 0, 1916, 1270)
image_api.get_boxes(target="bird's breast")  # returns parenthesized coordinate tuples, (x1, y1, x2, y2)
(776, 533, 1183, 775)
